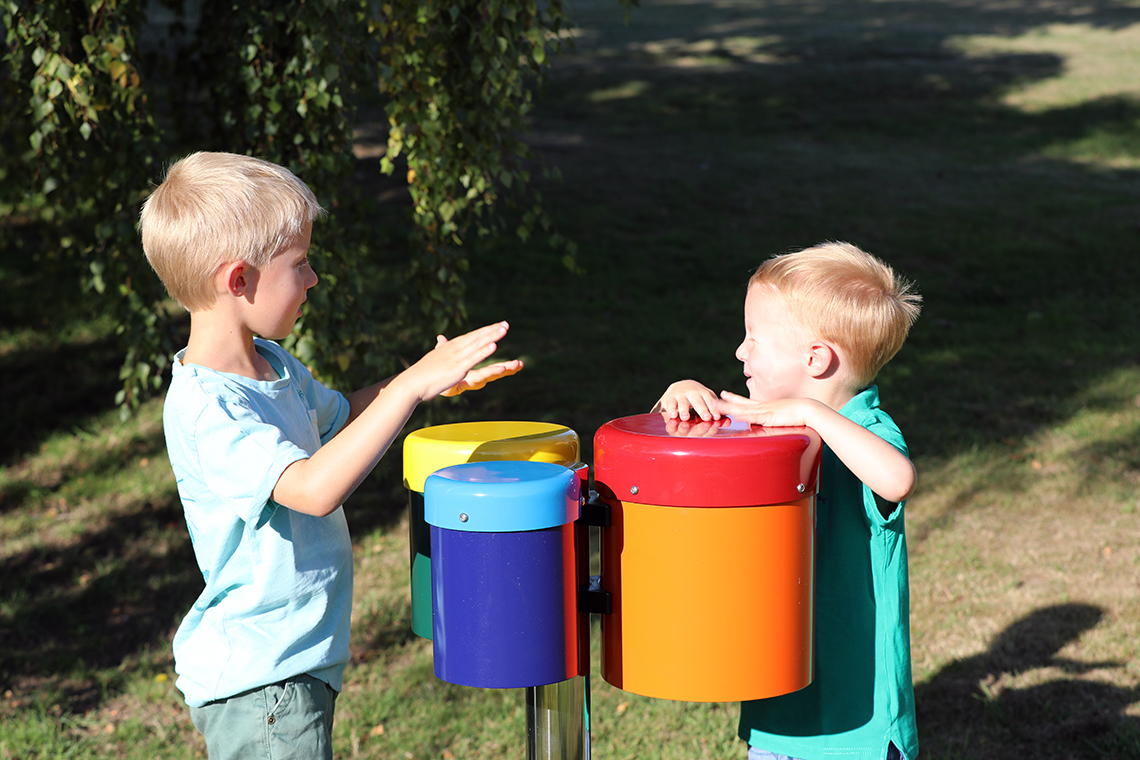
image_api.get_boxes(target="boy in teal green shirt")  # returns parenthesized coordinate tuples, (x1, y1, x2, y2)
(654, 242, 922, 760)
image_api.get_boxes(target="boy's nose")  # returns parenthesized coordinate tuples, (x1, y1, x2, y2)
(735, 340, 748, 361)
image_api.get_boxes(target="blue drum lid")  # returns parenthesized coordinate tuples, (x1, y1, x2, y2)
(425, 460, 580, 532)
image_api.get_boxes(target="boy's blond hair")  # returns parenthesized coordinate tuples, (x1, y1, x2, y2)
(140, 152, 324, 312)
(750, 241, 922, 389)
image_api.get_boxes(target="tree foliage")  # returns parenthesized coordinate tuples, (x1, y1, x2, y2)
(1, 0, 577, 409)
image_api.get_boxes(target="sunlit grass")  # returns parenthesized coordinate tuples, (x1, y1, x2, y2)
(951, 22, 1140, 167)
(951, 23, 1140, 112)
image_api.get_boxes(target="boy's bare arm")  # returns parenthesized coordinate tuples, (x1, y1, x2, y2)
(273, 322, 519, 516)
(712, 391, 917, 511)
(651, 380, 722, 421)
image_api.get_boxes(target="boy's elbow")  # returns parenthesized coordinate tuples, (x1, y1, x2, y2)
(874, 463, 917, 505)
(278, 492, 342, 517)
(892, 464, 918, 503)
(273, 461, 343, 517)
(297, 497, 343, 517)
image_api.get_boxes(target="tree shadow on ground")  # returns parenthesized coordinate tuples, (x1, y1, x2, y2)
(0, 493, 198, 711)
(915, 604, 1140, 759)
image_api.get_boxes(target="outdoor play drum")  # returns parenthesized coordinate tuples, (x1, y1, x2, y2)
(403, 422, 580, 639)
(425, 460, 580, 688)
(593, 413, 823, 702)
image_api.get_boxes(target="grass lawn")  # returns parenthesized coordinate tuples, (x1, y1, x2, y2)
(4, 1, 1140, 758)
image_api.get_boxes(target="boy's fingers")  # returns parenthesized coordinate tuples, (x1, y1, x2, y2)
(710, 398, 739, 416)
(692, 397, 719, 421)
(464, 321, 510, 344)
(449, 323, 509, 360)
(470, 359, 522, 383)
(441, 359, 522, 397)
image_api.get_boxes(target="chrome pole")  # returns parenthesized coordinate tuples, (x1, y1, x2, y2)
(526, 676, 588, 760)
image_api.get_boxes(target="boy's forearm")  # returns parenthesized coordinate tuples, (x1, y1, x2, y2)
(273, 377, 422, 516)
(346, 376, 396, 423)
(274, 321, 515, 516)
(802, 404, 917, 506)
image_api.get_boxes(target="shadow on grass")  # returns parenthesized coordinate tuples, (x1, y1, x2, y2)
(0, 494, 198, 710)
(493, 0, 1140, 465)
(915, 603, 1140, 759)
(0, 322, 123, 470)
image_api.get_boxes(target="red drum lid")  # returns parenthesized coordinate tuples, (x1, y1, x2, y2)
(593, 413, 822, 508)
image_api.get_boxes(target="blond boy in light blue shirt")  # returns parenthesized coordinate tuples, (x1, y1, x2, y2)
(141, 151, 522, 760)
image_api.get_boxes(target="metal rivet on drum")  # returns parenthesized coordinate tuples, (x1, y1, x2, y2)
(630, 486, 639, 495)
(459, 513, 469, 523)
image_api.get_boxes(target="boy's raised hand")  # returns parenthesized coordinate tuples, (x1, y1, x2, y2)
(400, 321, 520, 402)
(651, 380, 721, 421)
(435, 333, 524, 397)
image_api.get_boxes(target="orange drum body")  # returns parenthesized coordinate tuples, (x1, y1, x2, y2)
(593, 414, 823, 702)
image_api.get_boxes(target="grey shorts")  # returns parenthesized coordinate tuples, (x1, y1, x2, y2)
(189, 674, 338, 760)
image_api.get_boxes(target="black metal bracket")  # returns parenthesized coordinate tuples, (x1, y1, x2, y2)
(578, 575, 612, 615)
(579, 491, 611, 527)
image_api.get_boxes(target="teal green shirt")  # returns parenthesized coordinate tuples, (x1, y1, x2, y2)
(739, 385, 918, 760)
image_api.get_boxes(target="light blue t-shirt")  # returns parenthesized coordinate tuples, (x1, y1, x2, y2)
(164, 339, 353, 708)
(740, 385, 918, 760)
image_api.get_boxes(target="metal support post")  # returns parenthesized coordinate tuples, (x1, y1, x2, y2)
(526, 676, 588, 760)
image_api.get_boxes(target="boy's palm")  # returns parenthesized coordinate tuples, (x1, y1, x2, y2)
(440, 358, 524, 397)
(402, 322, 515, 401)
(396, 323, 513, 401)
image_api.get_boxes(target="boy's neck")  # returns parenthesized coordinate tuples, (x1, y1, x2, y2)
(183, 310, 276, 381)
(807, 379, 861, 413)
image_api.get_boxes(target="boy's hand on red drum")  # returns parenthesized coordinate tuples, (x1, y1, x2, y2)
(651, 380, 721, 421)
(712, 391, 820, 428)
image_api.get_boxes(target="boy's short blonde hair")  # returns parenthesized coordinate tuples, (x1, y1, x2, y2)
(750, 241, 922, 389)
(140, 152, 325, 311)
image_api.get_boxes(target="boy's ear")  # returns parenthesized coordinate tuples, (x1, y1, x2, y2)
(806, 342, 838, 378)
(218, 261, 251, 297)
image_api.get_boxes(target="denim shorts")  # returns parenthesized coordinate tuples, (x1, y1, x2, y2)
(189, 674, 338, 760)
(748, 743, 907, 760)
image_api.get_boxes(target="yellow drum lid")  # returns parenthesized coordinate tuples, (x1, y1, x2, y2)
(403, 421, 580, 492)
